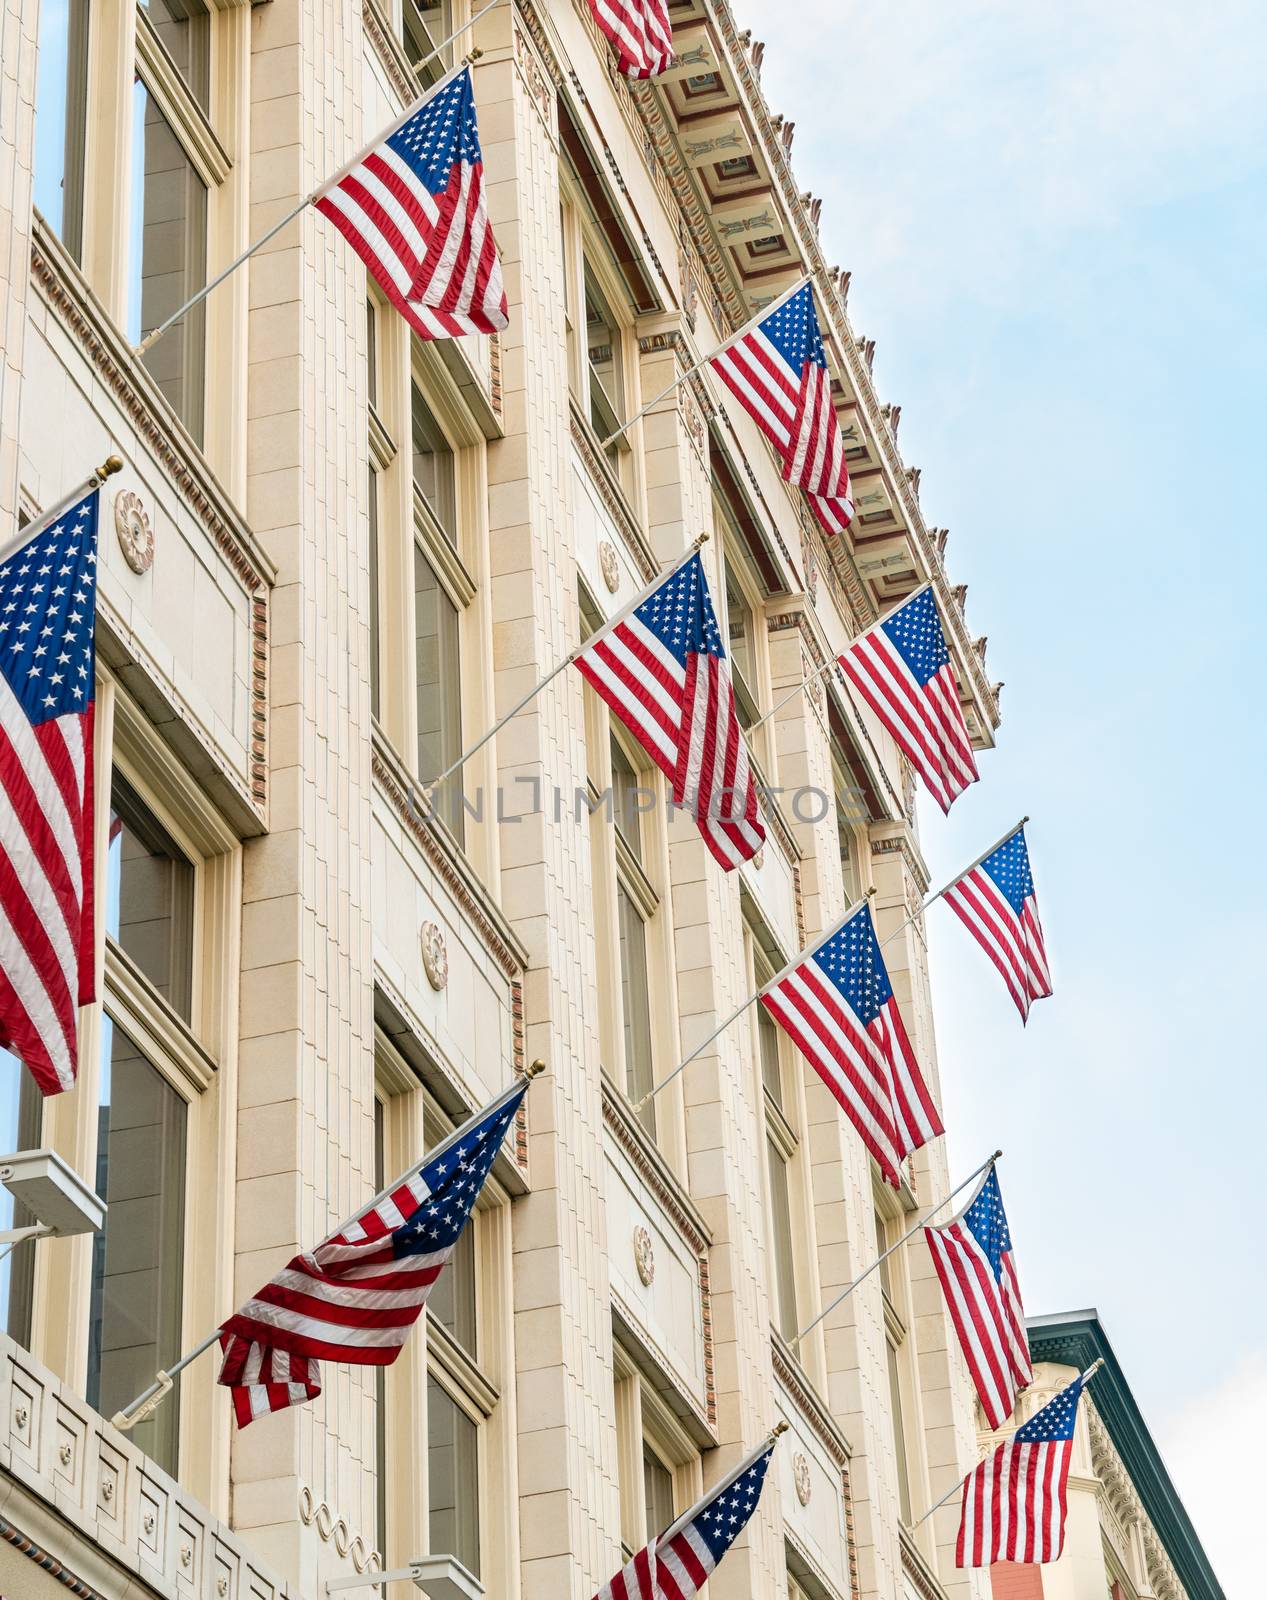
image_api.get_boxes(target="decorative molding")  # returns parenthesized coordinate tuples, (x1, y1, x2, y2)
(898, 1524, 950, 1600)
(0, 1518, 101, 1600)
(420, 920, 449, 990)
(1087, 1404, 1185, 1600)
(361, 0, 417, 107)
(113, 488, 154, 574)
(298, 1484, 379, 1575)
(598, 538, 621, 593)
(771, 1334, 852, 1473)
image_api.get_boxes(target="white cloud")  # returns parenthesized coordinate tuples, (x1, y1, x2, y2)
(1159, 1357, 1267, 1597)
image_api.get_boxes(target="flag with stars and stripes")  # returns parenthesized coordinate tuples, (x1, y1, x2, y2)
(838, 585, 978, 814)
(314, 66, 507, 341)
(943, 824, 1052, 1022)
(589, 0, 675, 77)
(925, 1166, 1032, 1430)
(217, 1078, 526, 1426)
(594, 1438, 775, 1600)
(710, 283, 854, 536)
(0, 489, 99, 1097)
(575, 552, 765, 871)
(760, 900, 943, 1187)
(956, 1373, 1086, 1566)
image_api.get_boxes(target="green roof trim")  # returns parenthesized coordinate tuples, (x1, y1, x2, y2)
(1026, 1309, 1224, 1600)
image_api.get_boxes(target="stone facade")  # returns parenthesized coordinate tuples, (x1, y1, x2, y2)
(0, 4, 1010, 1600)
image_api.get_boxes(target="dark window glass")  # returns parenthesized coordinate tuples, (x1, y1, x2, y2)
(32, 0, 89, 258)
(369, 469, 381, 720)
(0, 1053, 42, 1347)
(87, 1017, 186, 1473)
(366, 299, 379, 405)
(403, 0, 453, 79)
(106, 774, 195, 1021)
(412, 387, 458, 547)
(610, 737, 643, 863)
(642, 1446, 674, 1540)
(757, 1003, 782, 1107)
(129, 78, 207, 442)
(428, 1215, 476, 1356)
(887, 1341, 913, 1524)
(139, 0, 210, 110)
(414, 546, 463, 843)
(617, 888, 654, 1136)
(428, 1376, 479, 1574)
(584, 268, 624, 463)
(767, 1136, 797, 1342)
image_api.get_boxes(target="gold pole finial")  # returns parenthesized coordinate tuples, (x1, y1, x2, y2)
(97, 454, 124, 481)
(771, 1420, 790, 1438)
(524, 1058, 546, 1080)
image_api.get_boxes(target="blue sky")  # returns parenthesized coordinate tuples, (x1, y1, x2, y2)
(735, 2, 1267, 1591)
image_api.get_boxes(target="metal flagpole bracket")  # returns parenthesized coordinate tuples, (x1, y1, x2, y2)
(112, 1369, 174, 1432)
(327, 1554, 483, 1596)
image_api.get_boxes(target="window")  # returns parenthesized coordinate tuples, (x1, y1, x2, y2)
(617, 886, 655, 1135)
(875, 1197, 916, 1525)
(713, 488, 772, 758)
(611, 1347, 697, 1566)
(832, 739, 870, 904)
(766, 1133, 798, 1341)
(0, 1054, 42, 1347)
(32, 0, 89, 258)
(756, 1003, 783, 1106)
(402, 0, 454, 79)
(643, 1444, 675, 1540)
(139, 0, 210, 110)
(428, 1375, 480, 1573)
(107, 772, 196, 1020)
(610, 736, 644, 864)
(412, 387, 458, 549)
(886, 1340, 913, 1524)
(128, 76, 208, 441)
(369, 468, 382, 720)
(584, 267, 625, 447)
(86, 1013, 187, 1475)
(724, 557, 759, 730)
(428, 1206, 476, 1355)
(414, 543, 463, 840)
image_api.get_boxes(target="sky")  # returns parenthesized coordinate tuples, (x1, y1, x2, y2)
(734, 2, 1267, 1593)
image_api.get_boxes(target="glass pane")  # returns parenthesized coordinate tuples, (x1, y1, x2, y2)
(32, 0, 89, 258)
(874, 1208, 892, 1300)
(584, 268, 623, 438)
(414, 545, 464, 844)
(0, 1052, 42, 1346)
(369, 469, 381, 720)
(87, 1016, 186, 1474)
(766, 1136, 797, 1342)
(366, 299, 378, 405)
(106, 773, 195, 1021)
(725, 562, 753, 686)
(642, 1446, 674, 1541)
(129, 77, 207, 442)
(412, 386, 458, 547)
(887, 1340, 913, 1524)
(403, 0, 453, 77)
(609, 737, 642, 863)
(617, 888, 654, 1137)
(140, 0, 210, 110)
(757, 1004, 782, 1107)
(428, 1212, 476, 1356)
(428, 1377, 479, 1575)
(837, 808, 860, 903)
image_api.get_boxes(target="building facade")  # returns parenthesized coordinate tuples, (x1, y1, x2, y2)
(984, 1313, 1224, 1600)
(0, 3, 1009, 1600)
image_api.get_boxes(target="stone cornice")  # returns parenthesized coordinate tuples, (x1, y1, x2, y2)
(771, 1334, 852, 1471)
(1087, 1402, 1186, 1600)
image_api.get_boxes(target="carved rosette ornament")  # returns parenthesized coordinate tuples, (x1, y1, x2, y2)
(598, 539, 621, 594)
(420, 921, 449, 990)
(751, 846, 765, 870)
(633, 1225, 655, 1286)
(114, 488, 154, 574)
(793, 1452, 812, 1506)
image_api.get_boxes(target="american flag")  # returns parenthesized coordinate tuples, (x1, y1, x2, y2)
(710, 282, 854, 536)
(942, 824, 1052, 1022)
(575, 552, 764, 871)
(315, 66, 507, 341)
(760, 900, 943, 1187)
(924, 1166, 1032, 1431)
(838, 585, 978, 814)
(594, 1439, 774, 1600)
(589, 0, 675, 77)
(957, 1372, 1086, 1567)
(0, 489, 99, 1097)
(217, 1078, 526, 1426)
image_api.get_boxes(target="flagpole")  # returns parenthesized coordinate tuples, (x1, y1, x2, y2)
(789, 1150, 1002, 1351)
(633, 889, 876, 1114)
(425, 532, 710, 791)
(113, 1060, 545, 1433)
(134, 46, 485, 359)
(0, 454, 124, 566)
(599, 272, 814, 450)
(657, 1422, 789, 1548)
(911, 1358, 1106, 1531)
(877, 817, 1030, 951)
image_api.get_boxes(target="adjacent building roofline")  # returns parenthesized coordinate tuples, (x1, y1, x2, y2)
(1026, 1309, 1225, 1600)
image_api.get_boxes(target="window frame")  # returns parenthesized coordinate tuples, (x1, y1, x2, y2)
(611, 1340, 702, 1563)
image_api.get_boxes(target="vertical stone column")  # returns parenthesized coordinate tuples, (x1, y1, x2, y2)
(234, 0, 376, 1583)
(481, 13, 615, 1597)
(0, 0, 39, 524)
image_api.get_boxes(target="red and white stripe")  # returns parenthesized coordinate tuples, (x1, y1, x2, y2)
(925, 1216, 1032, 1432)
(654, 1526, 718, 1599)
(217, 1162, 447, 1424)
(576, 614, 764, 872)
(589, 0, 675, 77)
(838, 618, 978, 814)
(0, 685, 94, 1096)
(760, 957, 942, 1189)
(943, 870, 1052, 1023)
(315, 92, 506, 341)
(711, 328, 853, 536)
(957, 1434, 1075, 1566)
